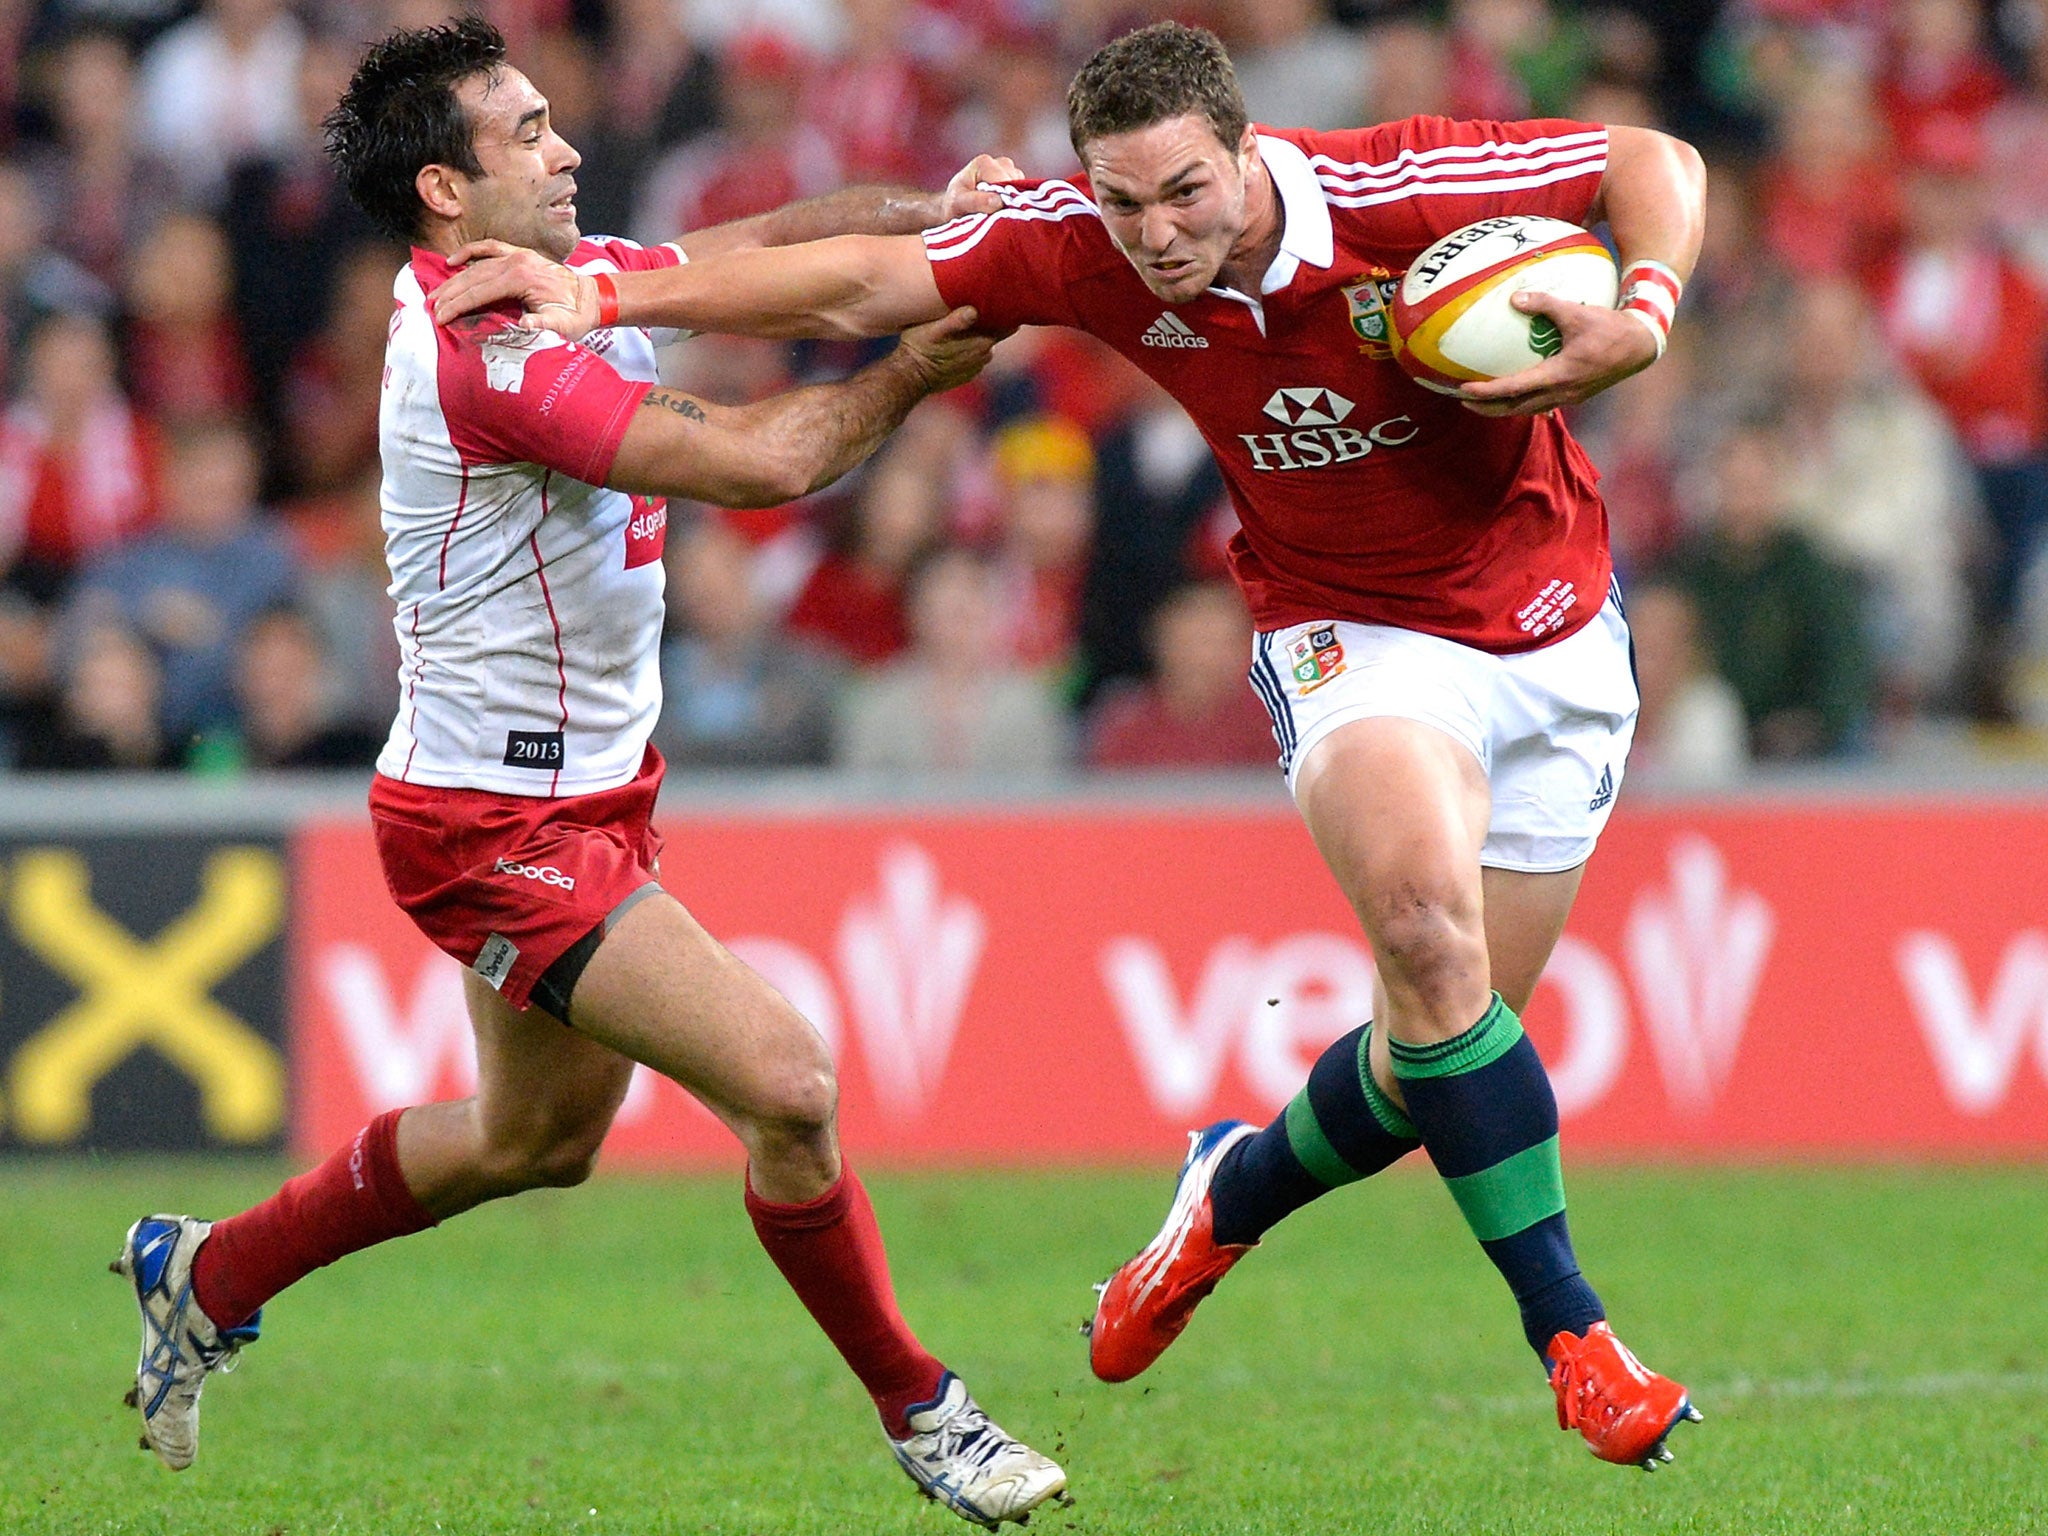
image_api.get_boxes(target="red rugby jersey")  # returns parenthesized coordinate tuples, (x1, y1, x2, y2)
(924, 117, 1613, 652)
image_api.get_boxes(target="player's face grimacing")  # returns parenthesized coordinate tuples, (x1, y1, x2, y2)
(1085, 115, 1259, 304)
(453, 66, 583, 261)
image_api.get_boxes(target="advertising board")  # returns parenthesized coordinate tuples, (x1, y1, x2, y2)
(0, 835, 287, 1152)
(291, 804, 2048, 1164)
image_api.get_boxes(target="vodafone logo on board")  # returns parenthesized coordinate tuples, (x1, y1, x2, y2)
(1096, 834, 1781, 1122)
(294, 805, 2048, 1163)
(1896, 929, 2048, 1114)
(1624, 835, 1774, 1114)
(726, 842, 987, 1117)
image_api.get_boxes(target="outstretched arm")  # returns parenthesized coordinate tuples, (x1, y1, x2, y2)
(604, 306, 988, 506)
(676, 154, 1020, 259)
(433, 231, 951, 342)
(433, 152, 1014, 340)
(1459, 124, 1706, 418)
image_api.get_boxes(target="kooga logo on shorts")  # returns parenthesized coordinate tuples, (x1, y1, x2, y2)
(494, 858, 576, 891)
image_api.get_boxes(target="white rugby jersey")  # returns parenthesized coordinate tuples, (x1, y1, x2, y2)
(376, 237, 683, 796)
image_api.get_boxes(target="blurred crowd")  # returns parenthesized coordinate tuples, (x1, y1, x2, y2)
(2, 0, 2048, 783)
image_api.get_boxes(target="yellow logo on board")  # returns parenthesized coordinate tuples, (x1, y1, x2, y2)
(2, 847, 285, 1144)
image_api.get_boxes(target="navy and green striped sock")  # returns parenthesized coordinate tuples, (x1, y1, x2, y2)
(1391, 994, 1604, 1359)
(1209, 1023, 1422, 1246)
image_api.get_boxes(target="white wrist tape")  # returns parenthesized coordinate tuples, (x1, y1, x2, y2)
(1618, 258, 1682, 360)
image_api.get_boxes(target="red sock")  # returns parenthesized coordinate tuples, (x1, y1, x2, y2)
(745, 1164, 945, 1437)
(191, 1109, 437, 1330)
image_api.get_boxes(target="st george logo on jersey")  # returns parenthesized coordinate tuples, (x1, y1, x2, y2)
(1341, 275, 1402, 361)
(624, 495, 668, 569)
(1287, 625, 1346, 693)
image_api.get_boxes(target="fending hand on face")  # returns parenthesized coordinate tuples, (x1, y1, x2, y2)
(433, 239, 599, 340)
(1454, 288, 1661, 418)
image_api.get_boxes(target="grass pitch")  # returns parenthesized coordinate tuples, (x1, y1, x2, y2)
(7, 1157, 2046, 1535)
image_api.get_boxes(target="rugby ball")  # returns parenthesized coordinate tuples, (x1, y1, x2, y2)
(1391, 216, 1618, 394)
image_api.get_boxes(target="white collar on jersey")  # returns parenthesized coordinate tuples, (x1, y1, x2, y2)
(1252, 132, 1334, 296)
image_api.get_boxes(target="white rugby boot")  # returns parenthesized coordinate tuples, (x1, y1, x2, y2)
(111, 1214, 261, 1470)
(888, 1373, 1068, 1527)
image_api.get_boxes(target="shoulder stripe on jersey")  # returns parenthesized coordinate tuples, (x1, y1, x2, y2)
(927, 180, 1093, 229)
(926, 195, 1099, 261)
(924, 181, 1095, 243)
(1001, 180, 1094, 211)
(1324, 160, 1607, 210)
(939, 186, 1096, 227)
(1314, 143, 1606, 198)
(1308, 130, 1607, 188)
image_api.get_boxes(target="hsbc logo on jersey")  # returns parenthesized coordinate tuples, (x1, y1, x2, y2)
(1263, 387, 1354, 426)
(493, 857, 576, 891)
(1240, 389, 1419, 472)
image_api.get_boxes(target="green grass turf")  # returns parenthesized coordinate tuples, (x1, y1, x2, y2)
(6, 1158, 2046, 1535)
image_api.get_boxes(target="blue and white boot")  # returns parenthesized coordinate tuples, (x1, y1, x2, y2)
(888, 1372, 1068, 1527)
(111, 1214, 260, 1470)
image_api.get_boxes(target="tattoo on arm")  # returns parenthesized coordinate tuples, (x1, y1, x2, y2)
(641, 390, 708, 423)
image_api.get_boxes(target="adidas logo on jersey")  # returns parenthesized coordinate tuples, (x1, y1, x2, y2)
(1141, 312, 1209, 349)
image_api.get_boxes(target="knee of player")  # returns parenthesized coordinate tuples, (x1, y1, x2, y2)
(756, 1055, 840, 1140)
(488, 1121, 609, 1191)
(1362, 884, 1485, 988)
(530, 1135, 606, 1189)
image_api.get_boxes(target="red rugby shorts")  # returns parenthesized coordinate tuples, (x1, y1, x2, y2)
(368, 744, 666, 1010)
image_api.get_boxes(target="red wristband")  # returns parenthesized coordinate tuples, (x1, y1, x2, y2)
(592, 271, 620, 330)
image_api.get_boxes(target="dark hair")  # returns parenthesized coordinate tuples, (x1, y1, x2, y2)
(1066, 21, 1248, 160)
(324, 16, 508, 244)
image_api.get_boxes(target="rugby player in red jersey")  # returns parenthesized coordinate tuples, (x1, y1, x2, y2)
(109, 19, 1069, 1524)
(436, 20, 1707, 1472)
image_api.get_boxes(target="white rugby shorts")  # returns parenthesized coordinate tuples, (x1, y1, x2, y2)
(1247, 585, 1639, 874)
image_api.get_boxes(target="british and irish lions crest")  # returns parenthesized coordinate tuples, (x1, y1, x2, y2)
(1286, 625, 1347, 693)
(1342, 274, 1403, 361)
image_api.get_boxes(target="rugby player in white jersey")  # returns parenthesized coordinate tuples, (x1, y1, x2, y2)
(110, 18, 1066, 1526)
(436, 20, 1709, 1474)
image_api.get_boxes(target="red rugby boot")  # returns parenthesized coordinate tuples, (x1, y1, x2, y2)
(1547, 1321, 1702, 1470)
(1087, 1122, 1257, 1383)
